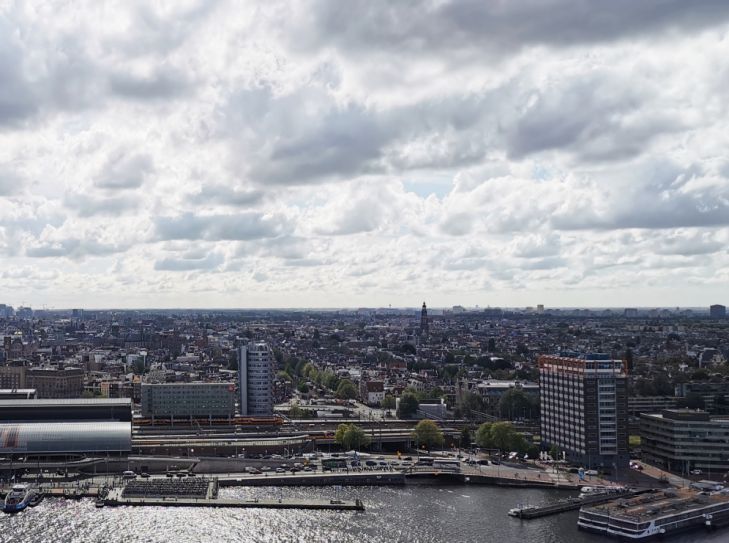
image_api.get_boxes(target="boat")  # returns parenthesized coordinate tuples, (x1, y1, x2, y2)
(578, 488, 729, 540)
(28, 492, 44, 507)
(3, 484, 37, 514)
(579, 486, 625, 499)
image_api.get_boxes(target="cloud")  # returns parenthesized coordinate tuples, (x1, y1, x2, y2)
(109, 68, 192, 100)
(25, 238, 128, 259)
(294, 1, 729, 58)
(154, 251, 224, 271)
(95, 150, 154, 190)
(64, 193, 139, 217)
(0, 166, 23, 196)
(187, 184, 265, 207)
(154, 212, 288, 241)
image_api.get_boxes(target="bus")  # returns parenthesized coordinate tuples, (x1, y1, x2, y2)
(432, 459, 461, 472)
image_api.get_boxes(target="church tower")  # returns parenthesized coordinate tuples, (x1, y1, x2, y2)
(420, 302, 429, 335)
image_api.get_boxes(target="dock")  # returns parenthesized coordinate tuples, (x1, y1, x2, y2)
(2, 478, 365, 512)
(509, 490, 647, 519)
(103, 491, 364, 511)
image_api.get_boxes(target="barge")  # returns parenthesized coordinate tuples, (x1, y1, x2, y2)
(578, 488, 729, 539)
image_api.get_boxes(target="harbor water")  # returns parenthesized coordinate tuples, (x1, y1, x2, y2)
(2, 484, 729, 542)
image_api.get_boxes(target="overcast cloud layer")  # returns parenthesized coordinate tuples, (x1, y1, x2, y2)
(1, 0, 728, 309)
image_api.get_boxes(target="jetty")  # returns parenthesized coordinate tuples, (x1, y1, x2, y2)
(508, 489, 648, 519)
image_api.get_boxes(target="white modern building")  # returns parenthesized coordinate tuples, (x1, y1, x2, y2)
(238, 342, 274, 416)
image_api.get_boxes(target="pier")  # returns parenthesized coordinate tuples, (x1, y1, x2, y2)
(103, 489, 364, 511)
(508, 490, 648, 519)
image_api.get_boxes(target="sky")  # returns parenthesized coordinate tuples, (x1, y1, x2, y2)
(1, 0, 729, 309)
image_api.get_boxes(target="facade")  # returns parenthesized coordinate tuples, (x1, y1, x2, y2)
(140, 382, 236, 418)
(238, 342, 274, 416)
(709, 304, 726, 319)
(627, 396, 678, 418)
(0, 364, 27, 390)
(0, 398, 132, 422)
(457, 379, 539, 415)
(641, 409, 729, 473)
(27, 367, 84, 398)
(359, 380, 385, 405)
(539, 353, 629, 469)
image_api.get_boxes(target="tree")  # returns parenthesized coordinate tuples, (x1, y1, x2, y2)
(459, 392, 486, 419)
(460, 427, 472, 449)
(678, 392, 705, 409)
(397, 392, 419, 419)
(475, 423, 493, 449)
(382, 394, 396, 410)
(336, 379, 357, 400)
(489, 422, 513, 452)
(81, 390, 95, 398)
(297, 382, 310, 394)
(487, 338, 496, 352)
(132, 358, 145, 375)
(498, 388, 532, 420)
(412, 419, 444, 450)
(334, 423, 371, 450)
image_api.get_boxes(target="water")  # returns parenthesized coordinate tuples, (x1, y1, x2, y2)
(2, 485, 729, 543)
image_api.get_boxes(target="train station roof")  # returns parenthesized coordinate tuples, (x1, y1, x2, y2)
(0, 421, 131, 454)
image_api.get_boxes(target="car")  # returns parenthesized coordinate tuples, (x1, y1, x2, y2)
(585, 469, 598, 476)
(275, 468, 285, 473)
(176, 472, 186, 478)
(691, 469, 703, 475)
(376, 456, 385, 460)
(403, 457, 413, 461)
(261, 466, 272, 472)
(365, 460, 377, 466)
(140, 472, 150, 478)
(166, 472, 174, 478)
(379, 461, 388, 466)
(188, 471, 197, 477)
(303, 466, 313, 472)
(402, 461, 413, 467)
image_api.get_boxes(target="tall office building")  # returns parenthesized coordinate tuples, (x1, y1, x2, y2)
(710, 304, 726, 319)
(238, 342, 274, 416)
(539, 353, 629, 469)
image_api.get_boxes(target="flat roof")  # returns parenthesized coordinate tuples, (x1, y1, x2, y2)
(0, 398, 131, 408)
(0, 421, 131, 454)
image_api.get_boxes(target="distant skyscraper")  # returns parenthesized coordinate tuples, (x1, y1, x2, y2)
(539, 353, 629, 469)
(710, 304, 726, 319)
(238, 342, 274, 416)
(420, 302, 429, 335)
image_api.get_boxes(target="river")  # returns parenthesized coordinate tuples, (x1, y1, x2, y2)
(2, 484, 728, 542)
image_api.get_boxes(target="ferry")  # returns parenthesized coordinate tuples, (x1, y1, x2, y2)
(3, 484, 37, 514)
(578, 488, 729, 539)
(579, 485, 626, 499)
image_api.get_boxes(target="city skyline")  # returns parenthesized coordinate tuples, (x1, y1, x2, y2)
(2, 1, 729, 308)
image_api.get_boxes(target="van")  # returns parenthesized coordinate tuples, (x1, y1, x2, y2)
(122, 471, 136, 479)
